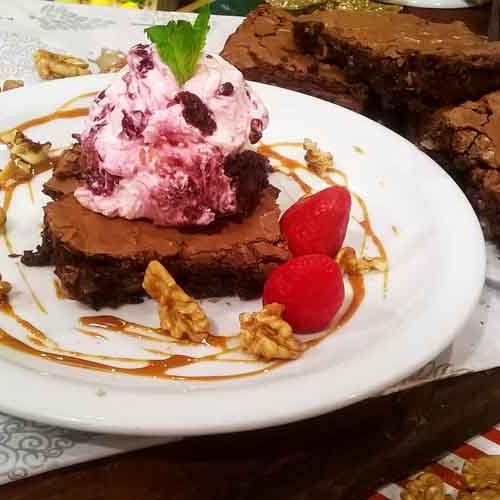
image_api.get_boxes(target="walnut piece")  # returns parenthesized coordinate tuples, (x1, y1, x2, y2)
(240, 303, 305, 361)
(401, 473, 452, 500)
(458, 490, 500, 499)
(303, 138, 333, 177)
(335, 247, 388, 274)
(463, 457, 500, 493)
(143, 260, 211, 343)
(94, 48, 127, 73)
(0, 129, 51, 185)
(33, 49, 90, 80)
(2, 80, 24, 91)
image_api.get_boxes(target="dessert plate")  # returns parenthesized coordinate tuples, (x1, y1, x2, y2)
(0, 74, 485, 436)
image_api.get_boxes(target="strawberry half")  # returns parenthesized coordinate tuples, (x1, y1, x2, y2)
(280, 185, 351, 257)
(263, 254, 345, 334)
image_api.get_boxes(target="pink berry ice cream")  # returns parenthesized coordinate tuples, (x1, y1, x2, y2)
(75, 44, 270, 226)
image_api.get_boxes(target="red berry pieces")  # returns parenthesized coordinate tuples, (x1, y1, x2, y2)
(263, 254, 345, 334)
(280, 186, 351, 257)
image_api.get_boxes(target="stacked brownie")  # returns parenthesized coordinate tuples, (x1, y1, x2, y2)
(24, 148, 290, 309)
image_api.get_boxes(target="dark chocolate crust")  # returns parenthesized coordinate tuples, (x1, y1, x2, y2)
(220, 5, 369, 114)
(293, 10, 500, 111)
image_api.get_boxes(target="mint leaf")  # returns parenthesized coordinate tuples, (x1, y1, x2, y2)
(145, 6, 211, 86)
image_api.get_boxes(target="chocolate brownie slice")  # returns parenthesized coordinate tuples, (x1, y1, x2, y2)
(221, 5, 369, 114)
(415, 91, 500, 243)
(415, 91, 500, 171)
(27, 144, 290, 308)
(293, 10, 500, 111)
(31, 188, 289, 309)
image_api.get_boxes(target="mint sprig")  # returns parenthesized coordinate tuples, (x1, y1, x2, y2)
(145, 6, 210, 86)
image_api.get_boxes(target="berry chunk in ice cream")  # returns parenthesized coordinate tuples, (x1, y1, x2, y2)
(75, 38, 270, 226)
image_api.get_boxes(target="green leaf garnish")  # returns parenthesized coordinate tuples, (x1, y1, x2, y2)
(145, 6, 210, 86)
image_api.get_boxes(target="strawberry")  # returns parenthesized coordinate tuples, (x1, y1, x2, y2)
(280, 186, 351, 257)
(263, 254, 345, 334)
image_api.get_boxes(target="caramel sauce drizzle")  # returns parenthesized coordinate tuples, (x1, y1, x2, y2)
(0, 159, 54, 255)
(57, 92, 97, 112)
(0, 297, 282, 381)
(260, 142, 389, 293)
(76, 328, 108, 342)
(0, 102, 382, 382)
(16, 263, 47, 314)
(79, 315, 229, 350)
(13, 107, 89, 134)
(53, 279, 70, 300)
(27, 181, 35, 204)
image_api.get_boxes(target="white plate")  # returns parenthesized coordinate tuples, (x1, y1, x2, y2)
(0, 74, 485, 436)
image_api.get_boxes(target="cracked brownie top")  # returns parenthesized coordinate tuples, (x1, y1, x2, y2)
(417, 91, 500, 171)
(221, 5, 369, 113)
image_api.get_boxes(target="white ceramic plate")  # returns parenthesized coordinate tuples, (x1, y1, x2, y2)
(0, 74, 485, 436)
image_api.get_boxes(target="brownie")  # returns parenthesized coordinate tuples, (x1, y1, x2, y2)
(466, 168, 500, 244)
(415, 90, 500, 243)
(293, 10, 500, 111)
(415, 91, 500, 171)
(24, 187, 289, 309)
(220, 5, 369, 114)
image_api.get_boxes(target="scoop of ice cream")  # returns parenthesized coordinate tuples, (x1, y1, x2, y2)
(75, 44, 269, 226)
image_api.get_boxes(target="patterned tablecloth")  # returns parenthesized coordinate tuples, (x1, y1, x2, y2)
(1, 1, 500, 497)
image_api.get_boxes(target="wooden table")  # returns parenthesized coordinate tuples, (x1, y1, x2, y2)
(3, 367, 500, 500)
(2, 4, 495, 500)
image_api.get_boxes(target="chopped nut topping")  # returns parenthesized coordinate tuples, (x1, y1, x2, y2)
(303, 138, 333, 177)
(458, 490, 500, 499)
(33, 49, 90, 80)
(401, 473, 452, 500)
(240, 303, 305, 361)
(335, 247, 388, 274)
(143, 260, 211, 343)
(94, 48, 127, 73)
(0, 129, 51, 185)
(463, 457, 500, 493)
(2, 80, 24, 92)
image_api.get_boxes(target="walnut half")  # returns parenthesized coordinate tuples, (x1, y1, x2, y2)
(0, 129, 51, 185)
(463, 457, 500, 493)
(401, 473, 452, 500)
(143, 261, 211, 343)
(240, 303, 305, 361)
(33, 49, 90, 80)
(2, 80, 24, 92)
